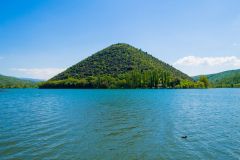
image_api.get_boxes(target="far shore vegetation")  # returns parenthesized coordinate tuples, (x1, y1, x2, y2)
(0, 74, 38, 89)
(39, 73, 210, 89)
(1, 74, 240, 89)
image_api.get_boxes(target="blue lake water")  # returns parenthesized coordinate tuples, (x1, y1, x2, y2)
(0, 89, 240, 160)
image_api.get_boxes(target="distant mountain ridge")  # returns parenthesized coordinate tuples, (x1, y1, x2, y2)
(40, 43, 194, 88)
(0, 74, 39, 88)
(193, 69, 240, 87)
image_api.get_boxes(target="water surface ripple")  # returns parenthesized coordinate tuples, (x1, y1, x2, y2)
(0, 89, 240, 159)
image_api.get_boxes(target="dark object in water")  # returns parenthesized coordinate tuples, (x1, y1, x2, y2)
(181, 136, 187, 139)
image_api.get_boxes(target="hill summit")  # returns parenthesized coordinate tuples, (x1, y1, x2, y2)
(40, 43, 193, 88)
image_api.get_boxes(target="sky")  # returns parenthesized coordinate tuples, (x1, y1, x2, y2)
(0, 0, 240, 80)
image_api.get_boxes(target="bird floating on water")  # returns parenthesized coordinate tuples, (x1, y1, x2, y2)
(181, 136, 187, 139)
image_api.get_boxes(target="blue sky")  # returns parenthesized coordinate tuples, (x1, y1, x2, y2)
(0, 0, 240, 79)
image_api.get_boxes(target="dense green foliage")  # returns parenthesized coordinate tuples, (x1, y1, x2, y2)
(40, 43, 199, 89)
(198, 75, 209, 88)
(39, 70, 178, 88)
(193, 69, 240, 88)
(0, 74, 38, 88)
(51, 43, 192, 81)
(39, 71, 208, 89)
(176, 77, 208, 89)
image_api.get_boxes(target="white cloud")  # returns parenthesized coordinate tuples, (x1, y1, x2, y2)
(11, 68, 66, 80)
(174, 56, 240, 67)
(173, 56, 240, 76)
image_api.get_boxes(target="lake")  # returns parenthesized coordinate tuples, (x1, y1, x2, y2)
(0, 89, 240, 160)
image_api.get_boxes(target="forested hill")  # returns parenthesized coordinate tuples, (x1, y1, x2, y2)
(0, 74, 38, 88)
(193, 69, 240, 88)
(51, 43, 191, 81)
(40, 43, 195, 89)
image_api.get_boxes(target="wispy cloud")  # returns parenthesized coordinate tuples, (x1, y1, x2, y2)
(233, 42, 240, 47)
(11, 68, 66, 80)
(173, 56, 240, 76)
(174, 56, 240, 67)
